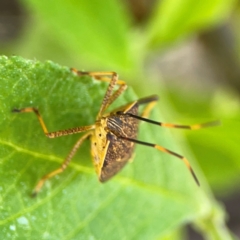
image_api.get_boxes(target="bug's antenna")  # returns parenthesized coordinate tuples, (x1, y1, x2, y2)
(119, 136, 200, 186)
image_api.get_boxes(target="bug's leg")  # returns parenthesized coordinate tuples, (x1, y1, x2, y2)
(87, 74, 127, 111)
(120, 95, 220, 129)
(119, 136, 200, 185)
(117, 94, 220, 130)
(32, 131, 93, 197)
(12, 107, 95, 138)
(121, 112, 221, 130)
(141, 101, 157, 118)
(137, 95, 159, 118)
(103, 83, 127, 111)
(114, 95, 159, 116)
(71, 69, 126, 85)
(71, 69, 127, 115)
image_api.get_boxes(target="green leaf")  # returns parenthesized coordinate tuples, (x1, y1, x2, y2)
(147, 0, 236, 48)
(0, 56, 232, 239)
(21, 0, 132, 71)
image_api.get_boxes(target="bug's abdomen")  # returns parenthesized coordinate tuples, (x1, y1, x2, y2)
(99, 104, 139, 182)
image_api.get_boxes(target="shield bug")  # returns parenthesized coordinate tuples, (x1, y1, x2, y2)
(12, 69, 220, 196)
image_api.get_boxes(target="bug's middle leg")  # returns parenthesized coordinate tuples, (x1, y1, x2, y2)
(32, 131, 93, 197)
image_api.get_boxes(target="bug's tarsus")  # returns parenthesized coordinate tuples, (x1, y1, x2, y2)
(188, 164, 200, 186)
(190, 120, 221, 129)
(31, 168, 63, 197)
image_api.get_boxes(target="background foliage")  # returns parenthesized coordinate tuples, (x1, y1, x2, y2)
(0, 0, 240, 239)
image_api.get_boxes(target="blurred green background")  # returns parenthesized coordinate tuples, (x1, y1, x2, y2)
(1, 0, 240, 239)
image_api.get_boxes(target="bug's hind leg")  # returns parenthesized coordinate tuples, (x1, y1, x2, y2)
(32, 131, 93, 197)
(119, 136, 200, 186)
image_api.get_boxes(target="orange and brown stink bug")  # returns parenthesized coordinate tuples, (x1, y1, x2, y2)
(12, 70, 219, 196)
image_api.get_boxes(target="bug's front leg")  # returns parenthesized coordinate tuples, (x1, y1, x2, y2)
(12, 107, 95, 138)
(12, 107, 50, 135)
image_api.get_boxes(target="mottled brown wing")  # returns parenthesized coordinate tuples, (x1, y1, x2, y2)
(99, 104, 139, 182)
